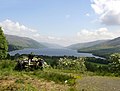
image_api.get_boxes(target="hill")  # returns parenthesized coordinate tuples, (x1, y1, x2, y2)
(40, 42, 63, 48)
(67, 40, 107, 50)
(5, 34, 47, 51)
(78, 37, 120, 57)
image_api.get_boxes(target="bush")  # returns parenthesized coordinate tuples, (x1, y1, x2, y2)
(0, 60, 16, 70)
(57, 57, 86, 72)
(108, 53, 120, 73)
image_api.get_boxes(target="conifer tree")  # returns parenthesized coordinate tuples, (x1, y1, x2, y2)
(0, 27, 8, 59)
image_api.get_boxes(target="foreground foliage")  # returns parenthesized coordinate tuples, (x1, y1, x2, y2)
(0, 27, 8, 59)
(0, 53, 120, 90)
(108, 53, 120, 73)
(57, 57, 86, 72)
(0, 60, 77, 91)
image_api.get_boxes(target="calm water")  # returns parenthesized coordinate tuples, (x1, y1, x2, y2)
(9, 48, 100, 58)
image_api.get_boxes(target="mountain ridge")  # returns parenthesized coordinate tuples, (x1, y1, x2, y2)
(67, 40, 108, 50)
(5, 34, 47, 51)
(77, 37, 120, 57)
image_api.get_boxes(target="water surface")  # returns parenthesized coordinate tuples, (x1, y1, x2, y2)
(9, 48, 101, 58)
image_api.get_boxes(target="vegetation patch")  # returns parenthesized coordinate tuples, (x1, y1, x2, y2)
(30, 70, 76, 85)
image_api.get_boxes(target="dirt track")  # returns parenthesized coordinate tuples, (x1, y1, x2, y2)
(77, 76, 120, 91)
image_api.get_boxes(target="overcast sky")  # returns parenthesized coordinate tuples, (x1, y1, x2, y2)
(0, 0, 120, 46)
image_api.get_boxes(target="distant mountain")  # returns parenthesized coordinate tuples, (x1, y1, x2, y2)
(40, 42, 63, 48)
(67, 40, 107, 50)
(103, 37, 120, 46)
(78, 37, 120, 58)
(5, 34, 47, 51)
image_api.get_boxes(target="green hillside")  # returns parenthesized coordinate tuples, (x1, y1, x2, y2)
(78, 37, 120, 57)
(5, 34, 47, 51)
(67, 40, 107, 50)
(40, 42, 63, 48)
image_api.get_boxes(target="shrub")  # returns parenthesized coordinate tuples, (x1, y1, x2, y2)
(57, 57, 86, 72)
(0, 60, 15, 70)
(108, 53, 120, 73)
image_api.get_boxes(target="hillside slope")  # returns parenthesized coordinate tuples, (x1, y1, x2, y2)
(67, 40, 108, 50)
(78, 37, 120, 57)
(40, 42, 63, 48)
(5, 34, 46, 51)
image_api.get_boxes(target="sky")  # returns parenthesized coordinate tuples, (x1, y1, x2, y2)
(0, 0, 120, 46)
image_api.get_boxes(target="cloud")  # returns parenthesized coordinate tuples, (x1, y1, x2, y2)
(76, 28, 120, 42)
(91, 0, 120, 25)
(0, 19, 37, 37)
(33, 33, 40, 37)
(0, 19, 120, 46)
(0, 19, 67, 45)
(48, 36, 55, 40)
(86, 13, 90, 16)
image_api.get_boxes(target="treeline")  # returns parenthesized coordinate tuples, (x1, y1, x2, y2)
(85, 57, 109, 64)
(6, 52, 120, 76)
(8, 44, 24, 52)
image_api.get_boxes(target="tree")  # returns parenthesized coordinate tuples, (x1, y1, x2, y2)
(0, 27, 8, 59)
(57, 57, 86, 72)
(108, 53, 120, 73)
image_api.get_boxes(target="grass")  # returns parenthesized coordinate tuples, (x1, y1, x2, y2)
(31, 70, 76, 85)
(0, 60, 77, 91)
(0, 59, 120, 91)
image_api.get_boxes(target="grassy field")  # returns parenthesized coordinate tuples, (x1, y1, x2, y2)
(0, 72, 70, 91)
(0, 60, 120, 91)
